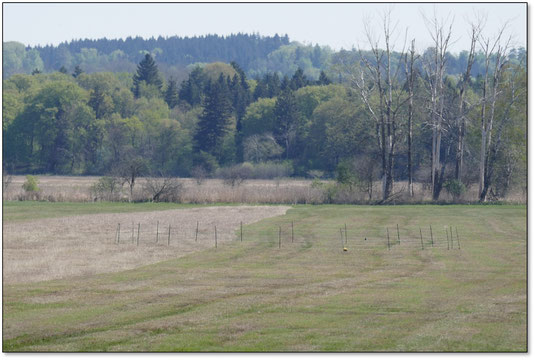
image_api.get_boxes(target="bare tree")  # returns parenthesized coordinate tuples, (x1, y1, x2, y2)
(342, 9, 407, 201)
(455, 18, 482, 182)
(143, 174, 183, 202)
(117, 157, 148, 202)
(421, 10, 454, 200)
(403, 39, 418, 197)
(477, 23, 512, 201)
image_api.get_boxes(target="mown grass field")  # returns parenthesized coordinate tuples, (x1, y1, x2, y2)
(2, 202, 526, 351)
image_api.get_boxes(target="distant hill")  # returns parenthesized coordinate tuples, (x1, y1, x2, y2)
(3, 33, 525, 80)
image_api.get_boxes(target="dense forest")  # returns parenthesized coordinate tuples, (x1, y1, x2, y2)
(2, 27, 526, 202)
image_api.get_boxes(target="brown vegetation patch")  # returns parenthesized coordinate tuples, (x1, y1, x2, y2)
(3, 205, 290, 284)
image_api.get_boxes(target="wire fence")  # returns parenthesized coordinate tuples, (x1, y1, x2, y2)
(111, 220, 462, 252)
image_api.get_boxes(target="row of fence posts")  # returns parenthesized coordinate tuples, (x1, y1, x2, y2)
(115, 220, 460, 251)
(385, 224, 460, 251)
(115, 221, 236, 248)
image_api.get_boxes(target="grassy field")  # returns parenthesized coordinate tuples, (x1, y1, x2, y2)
(2, 202, 526, 351)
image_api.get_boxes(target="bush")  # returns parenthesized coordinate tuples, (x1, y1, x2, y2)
(249, 161, 293, 179)
(143, 176, 183, 202)
(217, 164, 253, 187)
(90, 176, 122, 201)
(443, 179, 466, 201)
(191, 166, 208, 185)
(22, 175, 40, 193)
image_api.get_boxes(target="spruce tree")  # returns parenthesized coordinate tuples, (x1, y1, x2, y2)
(164, 77, 179, 108)
(133, 54, 162, 97)
(193, 75, 233, 157)
(290, 68, 308, 90)
(274, 88, 299, 159)
(317, 71, 331, 85)
(72, 65, 83, 78)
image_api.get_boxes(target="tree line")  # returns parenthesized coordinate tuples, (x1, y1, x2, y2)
(3, 18, 526, 203)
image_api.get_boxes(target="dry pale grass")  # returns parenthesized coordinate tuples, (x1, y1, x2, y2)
(2, 205, 290, 284)
(2, 175, 526, 204)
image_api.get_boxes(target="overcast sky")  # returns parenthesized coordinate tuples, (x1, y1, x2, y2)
(3, 3, 527, 54)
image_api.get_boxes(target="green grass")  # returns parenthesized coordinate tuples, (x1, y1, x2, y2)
(2, 203, 526, 352)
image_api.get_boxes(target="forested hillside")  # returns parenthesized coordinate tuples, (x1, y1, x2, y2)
(2, 30, 527, 202)
(3, 33, 526, 80)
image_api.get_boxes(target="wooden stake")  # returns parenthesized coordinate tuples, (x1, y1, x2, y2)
(115, 224, 119, 244)
(156, 221, 159, 243)
(214, 225, 218, 248)
(420, 227, 424, 250)
(396, 224, 400, 244)
(240, 221, 243, 242)
(456, 227, 461, 250)
(429, 225, 434, 247)
(117, 223, 121, 244)
(386, 228, 390, 250)
(450, 226, 454, 250)
(137, 223, 140, 246)
(445, 227, 450, 250)
(195, 221, 199, 242)
(168, 224, 171, 246)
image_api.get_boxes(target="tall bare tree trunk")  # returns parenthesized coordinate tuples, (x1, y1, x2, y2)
(455, 22, 480, 182)
(404, 40, 417, 197)
(422, 12, 453, 200)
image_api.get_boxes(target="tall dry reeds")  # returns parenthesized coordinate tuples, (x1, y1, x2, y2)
(2, 175, 526, 204)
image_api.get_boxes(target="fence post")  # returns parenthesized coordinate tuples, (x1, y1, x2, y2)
(429, 225, 434, 247)
(214, 225, 217, 248)
(445, 227, 450, 250)
(386, 228, 390, 250)
(240, 221, 243, 242)
(195, 221, 199, 242)
(420, 227, 424, 250)
(168, 224, 171, 246)
(450, 226, 454, 250)
(456, 227, 461, 249)
(137, 223, 140, 246)
(156, 221, 159, 243)
(117, 223, 121, 244)
(396, 224, 400, 245)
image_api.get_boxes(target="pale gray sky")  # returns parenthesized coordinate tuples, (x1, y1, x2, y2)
(2, 3, 527, 54)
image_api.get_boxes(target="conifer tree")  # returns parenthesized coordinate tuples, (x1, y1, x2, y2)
(72, 65, 83, 78)
(193, 74, 233, 157)
(274, 88, 299, 159)
(133, 54, 162, 97)
(317, 70, 332, 85)
(164, 77, 179, 108)
(290, 68, 308, 90)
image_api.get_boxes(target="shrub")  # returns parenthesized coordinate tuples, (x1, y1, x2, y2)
(191, 166, 208, 185)
(22, 175, 39, 193)
(336, 161, 358, 190)
(443, 179, 466, 201)
(90, 176, 122, 201)
(217, 164, 253, 187)
(143, 176, 183, 202)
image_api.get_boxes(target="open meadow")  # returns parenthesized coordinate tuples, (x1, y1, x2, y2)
(2, 202, 526, 351)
